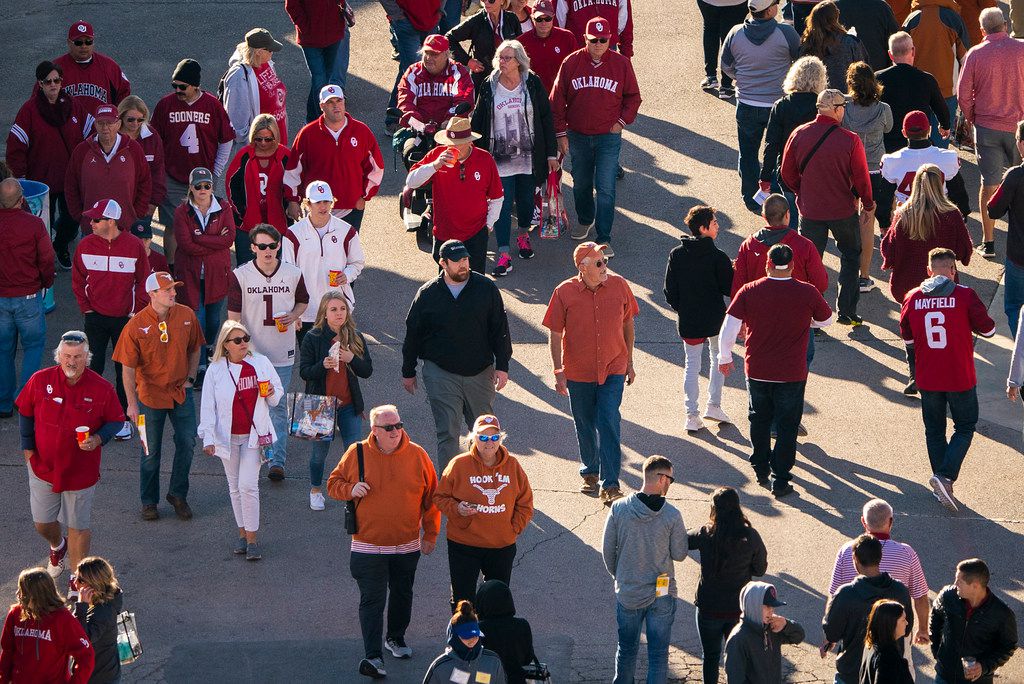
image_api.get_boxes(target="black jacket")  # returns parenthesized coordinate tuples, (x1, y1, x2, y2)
(876, 63, 949, 153)
(859, 642, 914, 684)
(929, 585, 1018, 683)
(73, 590, 123, 684)
(402, 272, 512, 377)
(476, 580, 536, 684)
(988, 164, 1024, 268)
(299, 326, 373, 414)
(687, 525, 768, 615)
(664, 236, 733, 339)
(835, 0, 899, 71)
(762, 92, 819, 184)
(471, 71, 557, 184)
(446, 10, 523, 91)
(823, 573, 913, 684)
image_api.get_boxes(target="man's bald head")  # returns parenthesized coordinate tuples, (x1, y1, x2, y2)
(0, 178, 23, 208)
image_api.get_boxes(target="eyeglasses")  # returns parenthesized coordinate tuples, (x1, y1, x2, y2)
(192, 182, 212, 191)
(476, 434, 501, 442)
(157, 320, 168, 343)
(660, 473, 675, 485)
(226, 335, 251, 345)
(40, 77, 63, 85)
(253, 242, 279, 251)
(588, 37, 609, 44)
(833, 103, 847, 110)
(534, 15, 553, 22)
(61, 332, 87, 343)
(498, 55, 516, 62)
(374, 422, 404, 432)
(171, 83, 189, 91)
(73, 39, 94, 47)
(252, 136, 275, 143)
(123, 116, 144, 123)
(590, 259, 606, 268)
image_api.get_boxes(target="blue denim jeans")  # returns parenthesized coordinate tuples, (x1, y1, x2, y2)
(1005, 259, 1024, 338)
(695, 607, 738, 684)
(748, 379, 806, 487)
(736, 103, 772, 208)
(928, 96, 958, 149)
(387, 18, 432, 122)
(139, 391, 197, 505)
(496, 173, 535, 252)
(301, 34, 351, 124)
(267, 364, 293, 468)
(920, 387, 978, 482)
(0, 294, 45, 413)
(309, 403, 363, 487)
(438, 0, 464, 33)
(196, 280, 226, 370)
(567, 131, 622, 243)
(614, 597, 676, 684)
(567, 374, 625, 489)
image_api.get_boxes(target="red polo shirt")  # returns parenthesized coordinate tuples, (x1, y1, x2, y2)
(16, 366, 124, 493)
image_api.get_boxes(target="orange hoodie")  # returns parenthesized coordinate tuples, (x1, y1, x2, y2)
(434, 446, 534, 549)
(903, 0, 970, 97)
(327, 433, 440, 546)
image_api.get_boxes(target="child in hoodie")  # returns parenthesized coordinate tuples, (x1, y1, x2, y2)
(663, 205, 734, 433)
(724, 581, 805, 684)
(476, 580, 536, 684)
(423, 600, 508, 684)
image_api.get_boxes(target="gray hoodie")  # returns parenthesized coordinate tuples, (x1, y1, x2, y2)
(724, 582, 806, 684)
(843, 100, 893, 168)
(721, 19, 801, 107)
(601, 494, 688, 610)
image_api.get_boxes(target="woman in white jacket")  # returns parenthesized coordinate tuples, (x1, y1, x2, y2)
(198, 320, 283, 561)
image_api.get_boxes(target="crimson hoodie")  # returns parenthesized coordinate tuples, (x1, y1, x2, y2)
(0, 605, 95, 683)
(396, 0, 444, 32)
(0, 208, 55, 298)
(64, 133, 151, 233)
(72, 229, 150, 317)
(554, 0, 634, 57)
(6, 93, 91, 194)
(550, 47, 641, 136)
(53, 51, 131, 112)
(285, 0, 347, 48)
(397, 61, 476, 128)
(732, 227, 828, 296)
(517, 26, 579, 93)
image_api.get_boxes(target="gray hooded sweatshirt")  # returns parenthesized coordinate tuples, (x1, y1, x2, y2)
(843, 100, 893, 168)
(602, 493, 688, 610)
(721, 18, 801, 107)
(724, 582, 806, 684)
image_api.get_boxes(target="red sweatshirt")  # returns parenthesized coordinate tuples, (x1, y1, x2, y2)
(173, 198, 237, 309)
(0, 605, 94, 683)
(397, 61, 475, 128)
(283, 114, 384, 211)
(6, 94, 90, 194)
(517, 26, 579, 93)
(64, 134, 151, 233)
(879, 209, 973, 302)
(137, 124, 167, 206)
(732, 227, 828, 296)
(72, 230, 150, 317)
(285, 0, 347, 48)
(0, 208, 55, 297)
(550, 48, 641, 136)
(780, 114, 875, 221)
(554, 0, 634, 57)
(54, 51, 131, 112)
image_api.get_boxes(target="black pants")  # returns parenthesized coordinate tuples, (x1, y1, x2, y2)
(748, 378, 806, 489)
(447, 539, 516, 612)
(696, 0, 747, 88)
(84, 312, 130, 410)
(432, 226, 488, 274)
(872, 173, 896, 233)
(696, 608, 739, 684)
(799, 213, 861, 318)
(51, 192, 79, 258)
(296, 321, 314, 347)
(346, 208, 364, 231)
(349, 551, 420, 659)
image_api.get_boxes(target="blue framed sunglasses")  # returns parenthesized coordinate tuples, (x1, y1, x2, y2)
(476, 434, 501, 442)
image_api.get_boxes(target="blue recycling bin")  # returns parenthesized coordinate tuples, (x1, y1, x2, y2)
(17, 179, 55, 314)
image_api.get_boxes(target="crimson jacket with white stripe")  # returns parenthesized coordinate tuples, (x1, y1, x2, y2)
(64, 133, 152, 233)
(71, 230, 150, 317)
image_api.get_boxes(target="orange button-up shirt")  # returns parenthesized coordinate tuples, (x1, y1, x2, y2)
(542, 273, 639, 384)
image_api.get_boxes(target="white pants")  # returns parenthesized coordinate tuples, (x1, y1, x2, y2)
(683, 336, 724, 416)
(223, 435, 261, 532)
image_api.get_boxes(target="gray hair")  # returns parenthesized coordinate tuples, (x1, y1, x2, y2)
(862, 498, 894, 532)
(248, 113, 280, 143)
(783, 56, 827, 95)
(54, 331, 93, 364)
(888, 31, 913, 57)
(491, 39, 530, 76)
(0, 178, 24, 208)
(369, 404, 400, 425)
(980, 7, 1006, 34)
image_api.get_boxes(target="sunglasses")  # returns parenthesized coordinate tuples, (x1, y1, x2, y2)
(374, 422, 404, 432)
(588, 37, 609, 44)
(660, 473, 675, 484)
(588, 259, 606, 268)
(40, 77, 63, 85)
(192, 182, 212, 191)
(459, 164, 466, 182)
(477, 434, 501, 442)
(171, 83, 189, 91)
(253, 136, 275, 143)
(89, 217, 108, 224)
(61, 332, 87, 343)
(158, 320, 169, 343)
(73, 39, 94, 46)
(534, 15, 553, 22)
(123, 116, 144, 123)
(226, 335, 251, 345)
(253, 242, 279, 251)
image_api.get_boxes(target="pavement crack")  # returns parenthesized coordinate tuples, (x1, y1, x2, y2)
(514, 501, 607, 568)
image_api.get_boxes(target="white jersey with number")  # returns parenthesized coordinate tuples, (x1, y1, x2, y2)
(228, 261, 309, 367)
(880, 146, 961, 204)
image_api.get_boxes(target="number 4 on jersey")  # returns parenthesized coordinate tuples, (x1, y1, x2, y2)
(179, 123, 199, 154)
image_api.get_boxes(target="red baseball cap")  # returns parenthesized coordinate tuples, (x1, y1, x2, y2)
(423, 34, 450, 53)
(902, 110, 931, 136)
(584, 16, 612, 39)
(573, 241, 608, 267)
(68, 21, 94, 40)
(532, 0, 555, 17)
(83, 199, 122, 221)
(94, 104, 118, 122)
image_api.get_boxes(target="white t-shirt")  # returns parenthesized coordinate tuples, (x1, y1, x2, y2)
(491, 83, 533, 177)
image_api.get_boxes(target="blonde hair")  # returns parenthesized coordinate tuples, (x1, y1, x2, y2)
(237, 42, 260, 66)
(14, 568, 64, 621)
(75, 557, 120, 605)
(783, 56, 827, 95)
(210, 320, 253, 364)
(248, 114, 280, 144)
(895, 164, 958, 241)
(117, 95, 149, 121)
(312, 291, 366, 357)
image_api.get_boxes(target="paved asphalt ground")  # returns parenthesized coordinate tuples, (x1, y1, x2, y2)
(2, 1, 1024, 682)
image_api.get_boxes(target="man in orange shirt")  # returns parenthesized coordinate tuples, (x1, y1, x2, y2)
(542, 242, 639, 503)
(327, 404, 440, 679)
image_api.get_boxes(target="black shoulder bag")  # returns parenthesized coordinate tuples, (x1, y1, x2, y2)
(798, 124, 839, 175)
(344, 443, 365, 535)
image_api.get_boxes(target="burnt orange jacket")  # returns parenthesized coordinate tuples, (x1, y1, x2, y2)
(903, 0, 970, 97)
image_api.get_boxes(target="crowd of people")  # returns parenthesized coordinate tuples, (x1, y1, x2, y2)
(2, 0, 1024, 681)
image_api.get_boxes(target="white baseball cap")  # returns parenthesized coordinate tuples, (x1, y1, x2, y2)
(318, 85, 344, 104)
(83, 198, 122, 221)
(305, 180, 333, 203)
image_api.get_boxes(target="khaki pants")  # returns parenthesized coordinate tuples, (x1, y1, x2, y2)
(420, 360, 495, 472)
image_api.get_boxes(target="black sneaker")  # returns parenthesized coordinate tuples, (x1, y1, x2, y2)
(772, 483, 795, 498)
(359, 658, 387, 679)
(976, 242, 996, 259)
(858, 277, 876, 293)
(616, 165, 626, 180)
(700, 77, 719, 92)
(836, 314, 864, 327)
(719, 86, 735, 100)
(904, 380, 918, 395)
(56, 251, 72, 271)
(268, 465, 285, 481)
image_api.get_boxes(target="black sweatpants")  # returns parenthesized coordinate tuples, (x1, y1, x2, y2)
(447, 538, 516, 612)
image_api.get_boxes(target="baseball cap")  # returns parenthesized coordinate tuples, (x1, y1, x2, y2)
(816, 89, 846, 109)
(748, 0, 778, 12)
(452, 621, 483, 639)
(767, 244, 794, 269)
(305, 180, 333, 202)
(145, 271, 183, 293)
(423, 34, 450, 53)
(83, 199, 122, 221)
(473, 415, 502, 431)
(189, 167, 214, 187)
(130, 219, 153, 239)
(68, 21, 94, 40)
(94, 104, 118, 122)
(584, 17, 612, 39)
(245, 28, 283, 52)
(763, 586, 787, 607)
(439, 240, 470, 261)
(532, 0, 555, 17)
(573, 241, 607, 267)
(902, 110, 931, 136)
(319, 85, 344, 104)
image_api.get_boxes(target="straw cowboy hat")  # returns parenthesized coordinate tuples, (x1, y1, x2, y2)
(434, 117, 482, 145)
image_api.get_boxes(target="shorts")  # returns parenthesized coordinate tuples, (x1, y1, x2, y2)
(975, 124, 1022, 185)
(28, 465, 96, 529)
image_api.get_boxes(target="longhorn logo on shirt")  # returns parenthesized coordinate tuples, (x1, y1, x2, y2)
(140, 325, 151, 334)
(350, 137, 358, 147)
(473, 482, 508, 505)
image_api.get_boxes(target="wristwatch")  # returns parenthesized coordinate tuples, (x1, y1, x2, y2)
(187, 376, 196, 385)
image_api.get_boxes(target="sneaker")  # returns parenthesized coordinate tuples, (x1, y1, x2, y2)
(267, 465, 285, 481)
(166, 494, 193, 520)
(141, 504, 159, 521)
(56, 251, 72, 271)
(233, 537, 248, 555)
(772, 482, 795, 498)
(246, 543, 262, 561)
(836, 314, 864, 327)
(719, 86, 735, 100)
(797, 422, 808, 437)
(700, 76, 719, 91)
(492, 253, 513, 277)
(702, 404, 732, 424)
(516, 233, 535, 259)
(385, 636, 413, 659)
(580, 474, 600, 496)
(756, 476, 771, 489)
(601, 487, 624, 506)
(571, 223, 591, 240)
(685, 413, 704, 432)
(66, 576, 79, 604)
(976, 242, 996, 259)
(114, 421, 132, 441)
(904, 380, 918, 395)
(858, 277, 876, 293)
(310, 491, 326, 511)
(47, 538, 67, 578)
(929, 475, 958, 512)
(616, 165, 626, 180)
(600, 243, 615, 259)
(358, 658, 387, 679)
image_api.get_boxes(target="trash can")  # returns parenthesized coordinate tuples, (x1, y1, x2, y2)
(17, 179, 56, 314)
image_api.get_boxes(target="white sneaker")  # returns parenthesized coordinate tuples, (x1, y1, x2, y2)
(309, 491, 326, 511)
(702, 404, 732, 424)
(685, 413, 704, 432)
(929, 475, 958, 512)
(114, 421, 132, 441)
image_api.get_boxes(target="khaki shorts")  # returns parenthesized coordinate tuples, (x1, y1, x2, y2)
(27, 465, 95, 529)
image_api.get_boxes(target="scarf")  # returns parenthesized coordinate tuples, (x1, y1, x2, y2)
(36, 88, 73, 129)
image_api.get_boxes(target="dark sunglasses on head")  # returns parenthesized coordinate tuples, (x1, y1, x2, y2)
(226, 334, 251, 345)
(477, 434, 501, 442)
(73, 39, 94, 46)
(253, 242, 279, 251)
(588, 37, 609, 44)
(193, 182, 212, 191)
(534, 15, 553, 22)
(253, 136, 275, 143)
(61, 332, 87, 343)
(171, 83, 189, 91)
(40, 77, 63, 85)
(123, 116, 144, 123)
(374, 422, 404, 432)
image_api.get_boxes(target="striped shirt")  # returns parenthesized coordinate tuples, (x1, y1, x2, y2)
(351, 539, 421, 555)
(829, 537, 929, 598)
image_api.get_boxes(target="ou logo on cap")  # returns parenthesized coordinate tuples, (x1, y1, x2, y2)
(78, 24, 87, 32)
(596, 22, 604, 31)
(318, 185, 325, 193)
